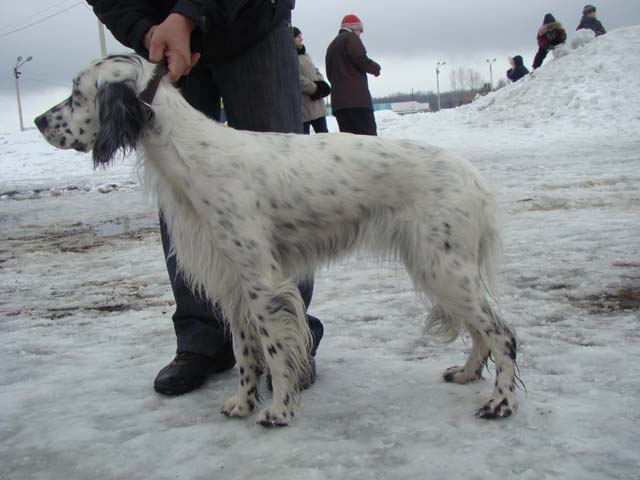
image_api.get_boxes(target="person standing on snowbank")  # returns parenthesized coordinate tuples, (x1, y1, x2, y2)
(506, 55, 529, 83)
(294, 27, 331, 134)
(325, 14, 381, 136)
(577, 5, 606, 37)
(532, 13, 567, 70)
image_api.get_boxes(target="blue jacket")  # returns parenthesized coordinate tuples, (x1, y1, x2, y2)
(506, 56, 529, 82)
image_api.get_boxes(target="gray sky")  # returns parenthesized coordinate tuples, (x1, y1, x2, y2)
(1, 0, 639, 99)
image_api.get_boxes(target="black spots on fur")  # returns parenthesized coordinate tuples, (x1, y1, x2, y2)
(259, 326, 269, 338)
(267, 345, 277, 357)
(240, 331, 246, 340)
(443, 222, 452, 235)
(284, 394, 290, 406)
(240, 378, 245, 387)
(64, 128, 73, 135)
(85, 119, 91, 124)
(247, 399, 255, 411)
(219, 218, 234, 230)
(79, 128, 85, 135)
(267, 295, 285, 315)
(233, 239, 243, 248)
(269, 199, 278, 209)
(444, 241, 451, 251)
(59, 137, 66, 147)
(70, 140, 86, 152)
(256, 200, 261, 210)
(506, 337, 517, 361)
(202, 198, 211, 206)
(247, 386, 256, 397)
(281, 221, 297, 231)
(240, 367, 245, 375)
(333, 154, 343, 163)
(243, 346, 249, 357)
(257, 314, 265, 323)
(443, 371, 456, 383)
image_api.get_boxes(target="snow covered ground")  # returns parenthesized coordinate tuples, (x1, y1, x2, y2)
(1, 27, 639, 480)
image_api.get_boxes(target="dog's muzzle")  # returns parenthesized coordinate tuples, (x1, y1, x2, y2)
(34, 113, 48, 133)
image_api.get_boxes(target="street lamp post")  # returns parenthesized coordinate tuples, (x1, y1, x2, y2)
(14, 55, 33, 131)
(436, 61, 446, 111)
(486, 58, 496, 91)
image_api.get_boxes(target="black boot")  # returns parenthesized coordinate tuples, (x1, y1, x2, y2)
(153, 351, 235, 395)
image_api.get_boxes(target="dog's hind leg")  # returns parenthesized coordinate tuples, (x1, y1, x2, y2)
(220, 299, 263, 418)
(249, 278, 312, 427)
(404, 241, 517, 418)
(442, 322, 490, 384)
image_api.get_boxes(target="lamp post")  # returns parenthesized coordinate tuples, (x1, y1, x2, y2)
(486, 58, 496, 91)
(436, 61, 446, 111)
(14, 55, 33, 131)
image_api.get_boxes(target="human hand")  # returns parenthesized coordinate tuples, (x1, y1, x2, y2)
(146, 13, 201, 81)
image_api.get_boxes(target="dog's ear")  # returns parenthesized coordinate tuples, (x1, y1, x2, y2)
(92, 81, 154, 168)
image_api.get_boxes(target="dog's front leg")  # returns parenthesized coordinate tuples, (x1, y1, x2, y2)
(220, 303, 262, 419)
(251, 280, 312, 427)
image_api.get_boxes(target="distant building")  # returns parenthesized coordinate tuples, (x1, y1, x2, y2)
(390, 101, 431, 115)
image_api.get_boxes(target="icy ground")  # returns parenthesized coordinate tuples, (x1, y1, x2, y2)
(1, 27, 639, 480)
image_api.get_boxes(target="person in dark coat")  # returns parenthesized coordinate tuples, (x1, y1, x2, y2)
(577, 5, 606, 37)
(86, 0, 324, 396)
(325, 14, 381, 136)
(532, 13, 567, 70)
(506, 55, 530, 82)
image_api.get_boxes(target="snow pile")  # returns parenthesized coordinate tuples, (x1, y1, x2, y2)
(385, 26, 640, 135)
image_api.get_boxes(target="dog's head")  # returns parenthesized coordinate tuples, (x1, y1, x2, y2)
(34, 54, 158, 168)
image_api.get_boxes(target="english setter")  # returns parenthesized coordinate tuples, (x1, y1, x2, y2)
(35, 54, 518, 426)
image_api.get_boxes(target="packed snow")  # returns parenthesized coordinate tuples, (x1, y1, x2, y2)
(1, 26, 639, 480)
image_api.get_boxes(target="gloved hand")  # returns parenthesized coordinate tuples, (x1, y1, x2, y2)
(309, 80, 331, 100)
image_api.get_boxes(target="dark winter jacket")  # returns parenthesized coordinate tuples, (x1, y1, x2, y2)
(506, 55, 529, 82)
(325, 29, 381, 112)
(532, 17, 567, 69)
(577, 16, 606, 36)
(86, 0, 293, 63)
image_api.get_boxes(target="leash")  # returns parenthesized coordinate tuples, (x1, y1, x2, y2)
(138, 60, 169, 107)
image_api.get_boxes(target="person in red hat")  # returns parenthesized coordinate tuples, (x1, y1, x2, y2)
(325, 14, 381, 136)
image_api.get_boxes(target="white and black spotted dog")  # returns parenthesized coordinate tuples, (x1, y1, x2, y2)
(35, 54, 518, 426)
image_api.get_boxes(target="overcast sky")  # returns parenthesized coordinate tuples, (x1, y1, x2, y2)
(1, 0, 639, 101)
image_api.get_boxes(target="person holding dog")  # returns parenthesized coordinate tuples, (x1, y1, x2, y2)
(325, 14, 381, 136)
(86, 0, 324, 396)
(293, 26, 330, 134)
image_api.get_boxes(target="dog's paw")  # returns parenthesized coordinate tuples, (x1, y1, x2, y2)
(255, 405, 293, 428)
(220, 395, 254, 418)
(475, 395, 517, 419)
(443, 365, 482, 384)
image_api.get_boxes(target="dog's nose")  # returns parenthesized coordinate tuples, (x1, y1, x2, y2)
(34, 114, 48, 132)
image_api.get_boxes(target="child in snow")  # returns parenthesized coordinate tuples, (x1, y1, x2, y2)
(577, 5, 606, 37)
(506, 55, 530, 82)
(532, 13, 567, 69)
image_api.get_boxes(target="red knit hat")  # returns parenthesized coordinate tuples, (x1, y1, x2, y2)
(341, 14, 363, 31)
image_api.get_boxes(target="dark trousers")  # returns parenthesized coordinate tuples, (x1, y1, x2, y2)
(303, 116, 328, 134)
(334, 107, 377, 136)
(162, 19, 323, 358)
